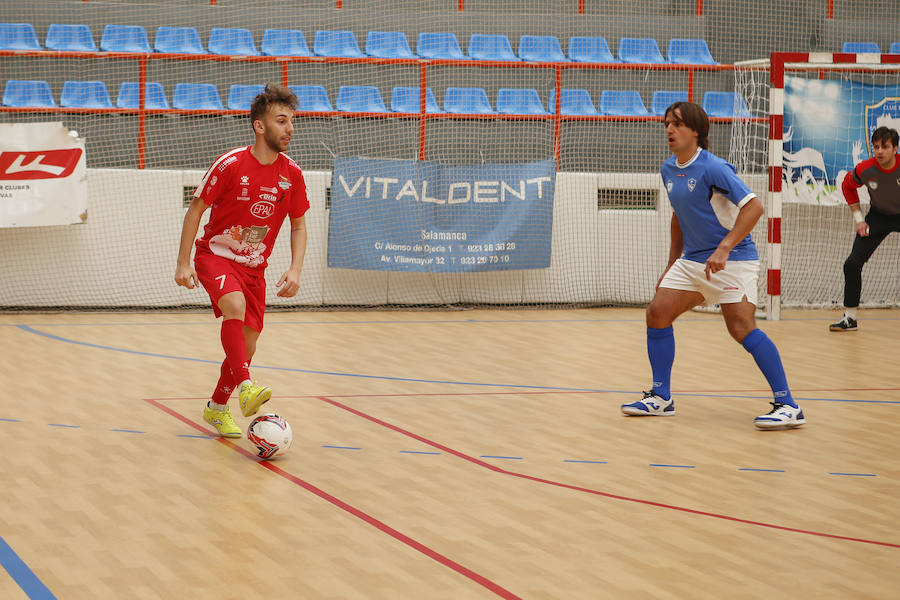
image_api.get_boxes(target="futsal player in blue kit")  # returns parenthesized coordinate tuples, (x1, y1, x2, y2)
(621, 101, 805, 429)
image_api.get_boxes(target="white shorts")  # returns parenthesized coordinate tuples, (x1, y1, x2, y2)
(659, 258, 759, 306)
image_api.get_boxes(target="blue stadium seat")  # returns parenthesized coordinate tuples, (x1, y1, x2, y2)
(842, 42, 881, 53)
(567, 37, 616, 63)
(116, 82, 169, 109)
(290, 85, 333, 112)
(666, 39, 716, 65)
(2, 80, 56, 107)
(496, 88, 548, 115)
(313, 30, 364, 58)
(599, 90, 650, 116)
(891, 42, 900, 54)
(548, 88, 599, 115)
(366, 31, 417, 59)
(100, 25, 151, 53)
(443, 87, 495, 114)
(390, 87, 441, 113)
(45, 24, 97, 52)
(172, 83, 223, 110)
(518, 35, 567, 62)
(227, 84, 266, 110)
(617, 38, 666, 64)
(208, 28, 259, 56)
(702, 91, 751, 118)
(416, 32, 465, 59)
(467, 34, 518, 61)
(60, 81, 113, 108)
(650, 90, 689, 115)
(335, 85, 388, 112)
(154, 26, 206, 54)
(0, 23, 42, 51)
(261, 29, 311, 57)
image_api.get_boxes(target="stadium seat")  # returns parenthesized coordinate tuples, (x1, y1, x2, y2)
(116, 82, 169, 109)
(365, 31, 417, 59)
(313, 30, 364, 58)
(60, 81, 113, 109)
(617, 38, 666, 63)
(154, 26, 206, 54)
(702, 91, 751, 118)
(443, 87, 495, 114)
(518, 35, 567, 62)
(842, 42, 880, 53)
(208, 28, 259, 56)
(100, 25, 151, 53)
(467, 34, 518, 61)
(650, 90, 689, 115)
(172, 83, 224, 110)
(227, 84, 266, 110)
(496, 88, 548, 115)
(2, 80, 56, 107)
(0, 23, 42, 51)
(666, 39, 717, 65)
(416, 32, 465, 59)
(390, 87, 442, 113)
(335, 85, 388, 112)
(567, 36, 616, 63)
(891, 42, 900, 54)
(290, 85, 333, 112)
(598, 90, 650, 116)
(261, 29, 312, 57)
(548, 88, 599, 115)
(45, 24, 97, 52)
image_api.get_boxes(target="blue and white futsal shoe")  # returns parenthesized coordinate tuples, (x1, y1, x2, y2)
(621, 391, 675, 416)
(754, 402, 805, 429)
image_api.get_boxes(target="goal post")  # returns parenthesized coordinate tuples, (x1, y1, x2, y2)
(733, 51, 900, 320)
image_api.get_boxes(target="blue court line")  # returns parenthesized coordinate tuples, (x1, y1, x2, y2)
(321, 445, 361, 450)
(0, 417, 22, 422)
(829, 472, 876, 477)
(0, 536, 56, 600)
(109, 429, 145, 434)
(177, 434, 216, 439)
(480, 455, 523, 460)
(16, 325, 900, 404)
(47, 423, 79, 429)
(399, 450, 442, 455)
(563, 459, 608, 464)
(650, 464, 695, 469)
(738, 468, 786, 473)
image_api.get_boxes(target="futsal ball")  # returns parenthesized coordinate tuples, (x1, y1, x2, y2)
(247, 413, 293, 459)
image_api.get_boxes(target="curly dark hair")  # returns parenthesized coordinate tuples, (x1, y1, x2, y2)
(249, 83, 298, 127)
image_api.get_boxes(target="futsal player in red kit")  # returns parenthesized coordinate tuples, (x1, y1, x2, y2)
(175, 84, 309, 437)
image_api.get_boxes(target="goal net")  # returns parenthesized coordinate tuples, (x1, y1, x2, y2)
(733, 52, 900, 319)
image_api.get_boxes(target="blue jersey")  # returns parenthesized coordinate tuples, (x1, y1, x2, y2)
(661, 148, 758, 262)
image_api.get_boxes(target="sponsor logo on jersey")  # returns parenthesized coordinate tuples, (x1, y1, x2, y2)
(250, 200, 275, 218)
(868, 180, 879, 190)
(0, 149, 82, 180)
(278, 175, 291, 190)
(260, 185, 279, 194)
(238, 187, 250, 201)
(240, 175, 250, 186)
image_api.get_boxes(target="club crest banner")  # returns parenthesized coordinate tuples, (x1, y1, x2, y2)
(327, 157, 555, 272)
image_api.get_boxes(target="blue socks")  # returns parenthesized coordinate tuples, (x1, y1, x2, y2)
(647, 326, 675, 400)
(741, 329, 796, 407)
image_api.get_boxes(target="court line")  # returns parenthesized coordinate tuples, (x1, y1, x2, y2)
(143, 398, 523, 600)
(0, 536, 57, 600)
(16, 325, 900, 404)
(316, 395, 900, 549)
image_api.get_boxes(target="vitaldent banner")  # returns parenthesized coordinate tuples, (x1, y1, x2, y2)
(0, 122, 87, 227)
(327, 157, 554, 272)
(782, 76, 900, 205)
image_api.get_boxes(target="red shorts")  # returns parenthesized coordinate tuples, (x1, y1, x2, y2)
(194, 250, 267, 332)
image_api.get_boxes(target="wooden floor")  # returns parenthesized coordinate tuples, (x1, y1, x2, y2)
(1, 307, 898, 599)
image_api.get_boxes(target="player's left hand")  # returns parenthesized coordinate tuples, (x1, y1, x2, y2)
(704, 248, 729, 280)
(276, 269, 301, 297)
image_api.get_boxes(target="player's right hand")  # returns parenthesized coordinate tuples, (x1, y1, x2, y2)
(856, 222, 870, 237)
(175, 264, 198, 289)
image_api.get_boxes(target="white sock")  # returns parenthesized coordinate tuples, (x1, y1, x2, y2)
(208, 400, 228, 411)
(844, 307, 857, 320)
(239, 379, 252, 390)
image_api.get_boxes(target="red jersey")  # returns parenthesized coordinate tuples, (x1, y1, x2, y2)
(841, 154, 900, 215)
(193, 146, 309, 271)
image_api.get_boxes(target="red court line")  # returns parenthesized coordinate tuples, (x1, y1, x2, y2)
(316, 396, 900, 549)
(143, 398, 522, 600)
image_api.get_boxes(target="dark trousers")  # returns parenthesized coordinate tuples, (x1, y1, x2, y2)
(843, 208, 900, 307)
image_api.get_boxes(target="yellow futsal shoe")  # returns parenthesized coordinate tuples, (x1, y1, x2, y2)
(239, 380, 272, 417)
(203, 404, 242, 438)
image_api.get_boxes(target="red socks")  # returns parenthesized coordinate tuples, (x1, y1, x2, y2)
(220, 318, 250, 384)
